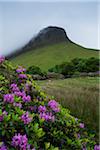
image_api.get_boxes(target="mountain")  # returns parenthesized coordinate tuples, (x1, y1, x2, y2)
(8, 26, 70, 59)
(9, 26, 99, 70)
(25, 26, 70, 49)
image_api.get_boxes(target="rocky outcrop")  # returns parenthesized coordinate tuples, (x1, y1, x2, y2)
(7, 26, 70, 59)
(24, 26, 70, 50)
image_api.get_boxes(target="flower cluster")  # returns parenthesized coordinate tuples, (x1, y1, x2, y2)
(38, 105, 46, 113)
(14, 91, 26, 97)
(94, 145, 100, 150)
(4, 94, 14, 103)
(10, 83, 31, 103)
(21, 112, 32, 124)
(0, 142, 7, 150)
(11, 83, 27, 100)
(0, 56, 5, 64)
(48, 100, 60, 112)
(18, 74, 27, 79)
(16, 66, 26, 73)
(38, 105, 55, 122)
(39, 112, 55, 122)
(79, 123, 85, 128)
(12, 133, 28, 150)
(22, 95, 31, 103)
(10, 83, 19, 92)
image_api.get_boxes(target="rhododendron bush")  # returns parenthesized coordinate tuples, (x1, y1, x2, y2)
(0, 56, 99, 150)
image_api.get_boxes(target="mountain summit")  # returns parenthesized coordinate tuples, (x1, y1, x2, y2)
(22, 26, 70, 50)
(8, 26, 70, 58)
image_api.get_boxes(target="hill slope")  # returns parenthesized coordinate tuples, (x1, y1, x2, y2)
(11, 41, 99, 71)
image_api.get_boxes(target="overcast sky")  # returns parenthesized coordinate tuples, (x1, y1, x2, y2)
(0, 0, 99, 56)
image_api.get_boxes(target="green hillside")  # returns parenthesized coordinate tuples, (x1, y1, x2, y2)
(11, 42, 99, 71)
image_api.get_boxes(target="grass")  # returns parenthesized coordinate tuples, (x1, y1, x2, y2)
(37, 77, 99, 139)
(11, 42, 99, 71)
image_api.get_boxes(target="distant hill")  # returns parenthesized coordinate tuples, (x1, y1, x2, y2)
(9, 26, 99, 70)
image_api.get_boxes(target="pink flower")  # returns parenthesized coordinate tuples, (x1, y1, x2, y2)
(14, 91, 26, 97)
(48, 100, 60, 112)
(20, 135, 28, 150)
(21, 112, 32, 124)
(38, 105, 46, 113)
(12, 133, 28, 150)
(18, 74, 27, 79)
(79, 123, 85, 128)
(12, 133, 22, 146)
(4, 94, 14, 103)
(10, 83, 19, 92)
(16, 66, 26, 73)
(22, 95, 31, 103)
(0, 142, 7, 150)
(39, 112, 55, 122)
(94, 145, 100, 150)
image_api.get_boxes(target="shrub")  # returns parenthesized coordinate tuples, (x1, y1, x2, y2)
(27, 65, 46, 76)
(72, 57, 99, 73)
(61, 62, 75, 76)
(84, 57, 99, 73)
(48, 57, 99, 77)
(0, 56, 99, 150)
(71, 58, 87, 72)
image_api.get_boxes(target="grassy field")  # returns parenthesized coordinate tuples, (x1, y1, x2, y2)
(37, 77, 99, 139)
(11, 42, 99, 71)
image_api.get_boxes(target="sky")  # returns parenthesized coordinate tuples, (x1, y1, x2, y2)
(0, 0, 99, 56)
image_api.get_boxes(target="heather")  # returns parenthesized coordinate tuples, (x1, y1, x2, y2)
(0, 57, 99, 150)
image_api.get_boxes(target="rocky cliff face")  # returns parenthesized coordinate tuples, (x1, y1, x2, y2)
(23, 26, 70, 50)
(8, 26, 70, 58)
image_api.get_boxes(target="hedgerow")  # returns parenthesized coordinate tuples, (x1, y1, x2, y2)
(0, 56, 99, 150)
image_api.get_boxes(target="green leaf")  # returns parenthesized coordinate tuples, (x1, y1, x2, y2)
(45, 142, 50, 149)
